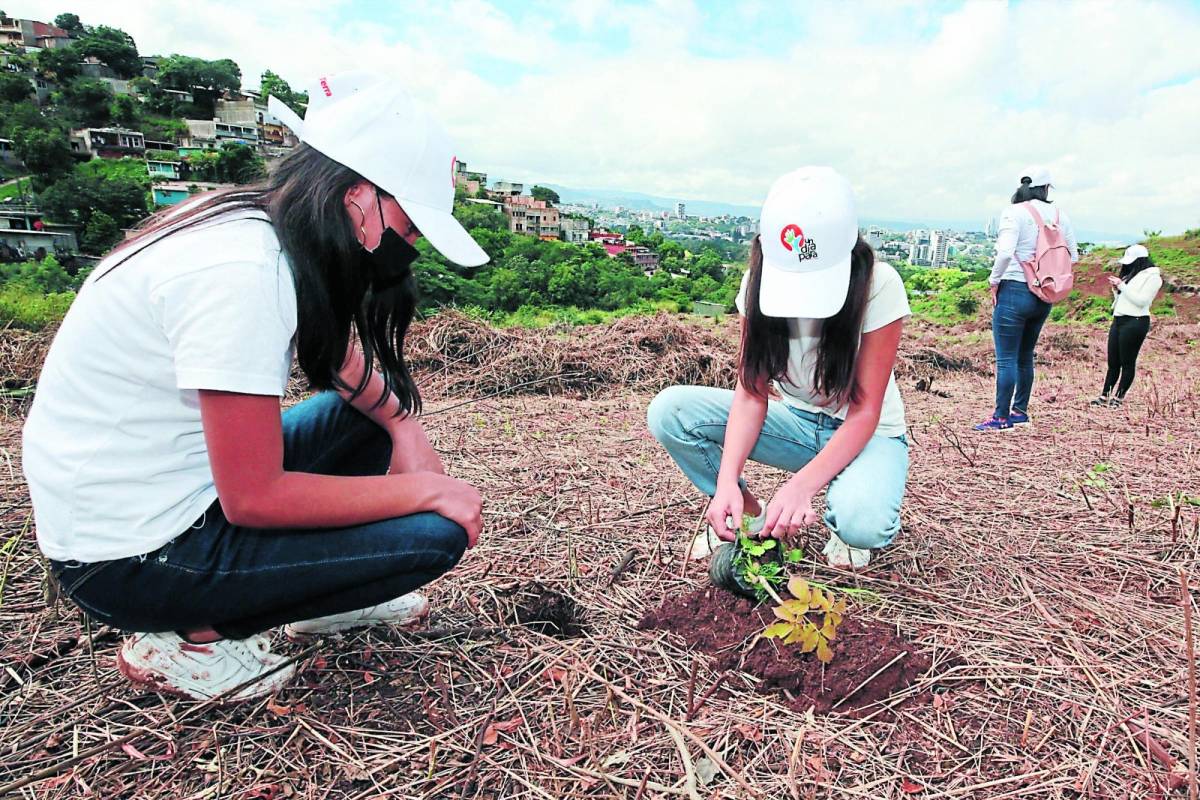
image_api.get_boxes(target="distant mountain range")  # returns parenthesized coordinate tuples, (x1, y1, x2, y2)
(542, 183, 1138, 245)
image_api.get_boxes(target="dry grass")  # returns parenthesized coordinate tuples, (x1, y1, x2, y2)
(1, 315, 1199, 799)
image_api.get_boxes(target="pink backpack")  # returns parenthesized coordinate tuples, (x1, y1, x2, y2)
(1020, 203, 1074, 303)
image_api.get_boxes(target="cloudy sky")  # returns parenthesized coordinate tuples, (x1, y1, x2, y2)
(14, 0, 1200, 235)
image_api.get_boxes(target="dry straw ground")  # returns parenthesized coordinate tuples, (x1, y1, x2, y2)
(1, 312, 1199, 799)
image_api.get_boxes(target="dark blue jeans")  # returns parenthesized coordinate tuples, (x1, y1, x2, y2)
(992, 280, 1051, 419)
(49, 392, 468, 640)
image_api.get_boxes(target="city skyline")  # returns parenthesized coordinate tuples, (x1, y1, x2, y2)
(12, 0, 1199, 237)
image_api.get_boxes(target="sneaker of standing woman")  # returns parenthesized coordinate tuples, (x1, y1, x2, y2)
(1091, 244, 1162, 407)
(974, 166, 1078, 432)
(22, 71, 488, 701)
(648, 167, 911, 570)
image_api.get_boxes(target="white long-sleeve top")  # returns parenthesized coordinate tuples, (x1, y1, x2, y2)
(989, 200, 1079, 284)
(1112, 267, 1163, 317)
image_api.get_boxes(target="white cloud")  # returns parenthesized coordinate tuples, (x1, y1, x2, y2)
(12, 0, 1200, 233)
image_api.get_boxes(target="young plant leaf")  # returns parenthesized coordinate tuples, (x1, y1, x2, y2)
(763, 622, 793, 639)
(816, 638, 834, 663)
(787, 577, 811, 603)
(821, 619, 838, 640)
(786, 548, 804, 563)
(799, 624, 819, 653)
(759, 538, 776, 550)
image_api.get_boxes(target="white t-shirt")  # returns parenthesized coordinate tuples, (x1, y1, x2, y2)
(990, 201, 1079, 283)
(736, 261, 911, 438)
(23, 210, 297, 562)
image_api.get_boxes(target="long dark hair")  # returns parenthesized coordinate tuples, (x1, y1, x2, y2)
(739, 235, 875, 405)
(1119, 255, 1155, 283)
(1011, 178, 1050, 204)
(99, 144, 420, 415)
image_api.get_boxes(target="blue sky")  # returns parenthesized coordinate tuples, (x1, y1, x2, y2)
(17, 0, 1200, 234)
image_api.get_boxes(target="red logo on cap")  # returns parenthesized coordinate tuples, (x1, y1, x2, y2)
(780, 224, 805, 251)
(450, 156, 457, 188)
(320, 78, 332, 97)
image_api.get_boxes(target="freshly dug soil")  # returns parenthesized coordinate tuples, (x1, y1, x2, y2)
(510, 582, 586, 638)
(637, 586, 931, 715)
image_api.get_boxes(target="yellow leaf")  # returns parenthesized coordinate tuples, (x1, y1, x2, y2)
(821, 620, 838, 641)
(787, 577, 810, 604)
(763, 622, 792, 639)
(833, 597, 848, 615)
(800, 624, 819, 653)
(783, 625, 806, 645)
(816, 639, 833, 663)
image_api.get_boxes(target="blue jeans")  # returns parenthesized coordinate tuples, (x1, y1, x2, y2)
(992, 280, 1051, 419)
(49, 392, 468, 640)
(646, 386, 909, 550)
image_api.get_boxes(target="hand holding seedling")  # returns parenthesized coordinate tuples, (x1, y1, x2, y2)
(706, 480, 745, 541)
(763, 477, 819, 540)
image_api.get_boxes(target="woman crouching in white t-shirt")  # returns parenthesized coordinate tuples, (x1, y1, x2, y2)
(648, 167, 911, 572)
(22, 72, 486, 700)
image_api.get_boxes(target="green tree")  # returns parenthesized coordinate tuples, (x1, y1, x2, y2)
(156, 55, 241, 93)
(36, 45, 82, 81)
(530, 185, 560, 205)
(38, 160, 149, 235)
(259, 69, 305, 107)
(112, 93, 139, 126)
(183, 150, 220, 182)
(82, 210, 120, 254)
(13, 128, 74, 190)
(76, 25, 141, 78)
(56, 77, 114, 126)
(54, 13, 85, 37)
(216, 143, 266, 184)
(0, 72, 30, 103)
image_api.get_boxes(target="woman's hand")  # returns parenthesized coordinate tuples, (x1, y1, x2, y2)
(1107, 275, 1122, 289)
(989, 283, 999, 305)
(421, 473, 483, 548)
(762, 477, 819, 540)
(706, 479, 744, 542)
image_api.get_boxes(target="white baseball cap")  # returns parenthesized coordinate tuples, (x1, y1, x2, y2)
(268, 71, 488, 267)
(1119, 244, 1149, 264)
(1020, 165, 1053, 187)
(756, 167, 858, 319)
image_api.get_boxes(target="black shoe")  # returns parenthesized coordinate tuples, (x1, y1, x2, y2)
(1109, 397, 1123, 408)
(1090, 396, 1110, 406)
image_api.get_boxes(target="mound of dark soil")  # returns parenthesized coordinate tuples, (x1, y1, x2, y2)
(637, 586, 930, 716)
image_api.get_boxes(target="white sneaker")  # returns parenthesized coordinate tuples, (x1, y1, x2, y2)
(116, 632, 295, 702)
(823, 533, 871, 569)
(284, 591, 429, 639)
(689, 510, 766, 560)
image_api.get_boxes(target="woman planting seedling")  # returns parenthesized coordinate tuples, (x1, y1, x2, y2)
(648, 167, 911, 575)
(23, 71, 486, 701)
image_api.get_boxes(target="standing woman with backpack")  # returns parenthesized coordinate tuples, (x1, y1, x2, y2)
(648, 167, 911, 571)
(22, 72, 487, 700)
(974, 167, 1078, 432)
(1091, 244, 1163, 407)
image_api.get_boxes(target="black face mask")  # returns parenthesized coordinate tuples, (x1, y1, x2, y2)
(360, 192, 419, 290)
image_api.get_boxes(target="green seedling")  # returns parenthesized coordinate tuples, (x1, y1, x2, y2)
(762, 576, 847, 664)
(730, 515, 804, 603)
(1082, 462, 1113, 489)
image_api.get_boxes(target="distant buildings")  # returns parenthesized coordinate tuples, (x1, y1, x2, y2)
(674, 202, 686, 219)
(69, 127, 146, 159)
(454, 161, 488, 195)
(929, 230, 949, 268)
(589, 230, 659, 270)
(502, 195, 561, 239)
(560, 216, 590, 243)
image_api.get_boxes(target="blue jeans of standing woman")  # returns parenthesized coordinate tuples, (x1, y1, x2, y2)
(646, 386, 909, 550)
(992, 280, 1051, 419)
(49, 392, 468, 640)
